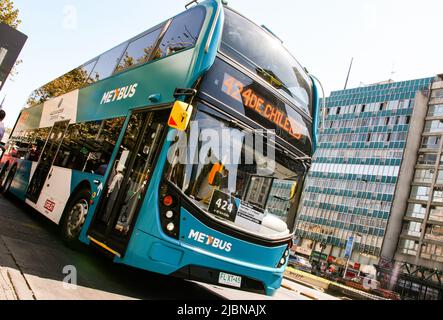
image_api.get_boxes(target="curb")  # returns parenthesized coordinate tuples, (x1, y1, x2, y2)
(0, 267, 18, 300)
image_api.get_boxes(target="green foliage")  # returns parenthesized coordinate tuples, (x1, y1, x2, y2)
(0, 0, 21, 28)
(27, 67, 90, 106)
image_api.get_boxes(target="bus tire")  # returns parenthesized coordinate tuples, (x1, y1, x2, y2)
(60, 188, 91, 248)
(1, 166, 16, 194)
(0, 163, 9, 189)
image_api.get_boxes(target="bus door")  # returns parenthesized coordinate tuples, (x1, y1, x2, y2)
(88, 108, 169, 256)
(26, 120, 70, 203)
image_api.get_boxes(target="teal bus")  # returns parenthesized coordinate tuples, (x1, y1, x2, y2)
(0, 0, 320, 295)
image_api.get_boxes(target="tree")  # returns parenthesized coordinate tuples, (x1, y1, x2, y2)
(0, 0, 21, 29)
(27, 67, 90, 106)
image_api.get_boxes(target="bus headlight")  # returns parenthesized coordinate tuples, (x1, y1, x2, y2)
(277, 245, 291, 268)
(159, 182, 181, 239)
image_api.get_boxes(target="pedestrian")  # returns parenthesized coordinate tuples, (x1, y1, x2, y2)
(0, 110, 5, 142)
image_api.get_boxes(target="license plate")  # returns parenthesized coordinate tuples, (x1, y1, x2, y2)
(218, 272, 242, 288)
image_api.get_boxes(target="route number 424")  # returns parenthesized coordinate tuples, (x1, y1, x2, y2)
(215, 198, 234, 213)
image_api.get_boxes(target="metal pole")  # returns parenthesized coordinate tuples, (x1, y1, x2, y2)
(344, 57, 354, 90)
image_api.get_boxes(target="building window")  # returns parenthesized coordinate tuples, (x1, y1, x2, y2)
(421, 136, 441, 149)
(398, 238, 419, 256)
(424, 120, 443, 133)
(436, 171, 443, 185)
(431, 89, 443, 100)
(417, 153, 437, 166)
(420, 243, 443, 262)
(406, 203, 427, 219)
(410, 186, 430, 202)
(427, 104, 443, 117)
(413, 169, 434, 184)
(402, 221, 422, 238)
(433, 189, 443, 203)
(424, 225, 443, 242)
(429, 206, 443, 222)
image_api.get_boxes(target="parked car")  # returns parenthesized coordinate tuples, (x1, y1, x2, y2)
(288, 255, 313, 273)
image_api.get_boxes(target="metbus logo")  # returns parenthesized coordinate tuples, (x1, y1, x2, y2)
(188, 229, 232, 253)
(100, 83, 138, 105)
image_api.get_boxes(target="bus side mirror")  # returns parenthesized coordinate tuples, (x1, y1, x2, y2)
(168, 101, 193, 131)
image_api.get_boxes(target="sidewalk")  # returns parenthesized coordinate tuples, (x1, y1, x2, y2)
(0, 267, 17, 300)
(0, 236, 35, 300)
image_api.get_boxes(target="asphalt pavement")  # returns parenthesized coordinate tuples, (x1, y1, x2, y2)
(0, 193, 338, 300)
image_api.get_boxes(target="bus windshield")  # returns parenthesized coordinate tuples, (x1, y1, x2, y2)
(166, 105, 304, 240)
(221, 8, 312, 115)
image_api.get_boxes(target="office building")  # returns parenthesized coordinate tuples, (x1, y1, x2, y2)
(378, 74, 443, 300)
(294, 77, 434, 277)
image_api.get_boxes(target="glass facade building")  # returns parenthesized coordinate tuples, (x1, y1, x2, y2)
(294, 77, 434, 268)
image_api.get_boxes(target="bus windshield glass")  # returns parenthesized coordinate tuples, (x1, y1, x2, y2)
(166, 105, 304, 239)
(221, 8, 312, 115)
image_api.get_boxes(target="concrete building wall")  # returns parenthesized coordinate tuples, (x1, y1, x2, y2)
(382, 91, 430, 260)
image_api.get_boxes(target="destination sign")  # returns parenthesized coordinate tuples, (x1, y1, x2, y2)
(221, 73, 303, 140)
(199, 58, 312, 156)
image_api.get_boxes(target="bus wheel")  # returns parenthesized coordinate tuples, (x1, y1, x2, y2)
(1, 166, 16, 194)
(0, 164, 8, 189)
(60, 189, 91, 247)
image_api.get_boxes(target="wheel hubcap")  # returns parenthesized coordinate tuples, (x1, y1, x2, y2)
(67, 199, 89, 236)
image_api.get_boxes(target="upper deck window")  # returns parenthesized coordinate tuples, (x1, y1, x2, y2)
(26, 6, 206, 107)
(221, 9, 312, 115)
(157, 6, 206, 58)
(89, 42, 128, 82)
(115, 27, 163, 73)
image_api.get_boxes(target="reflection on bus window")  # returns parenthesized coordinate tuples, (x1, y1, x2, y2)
(165, 106, 303, 239)
(26, 60, 98, 107)
(157, 6, 205, 58)
(221, 8, 312, 114)
(5, 127, 50, 161)
(115, 27, 163, 73)
(89, 43, 127, 82)
(53, 117, 125, 175)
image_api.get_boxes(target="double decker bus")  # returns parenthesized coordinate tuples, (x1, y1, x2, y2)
(0, 0, 320, 295)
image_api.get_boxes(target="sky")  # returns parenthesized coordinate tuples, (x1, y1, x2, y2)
(1, 0, 443, 128)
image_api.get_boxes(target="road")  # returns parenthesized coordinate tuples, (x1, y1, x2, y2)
(0, 193, 338, 300)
